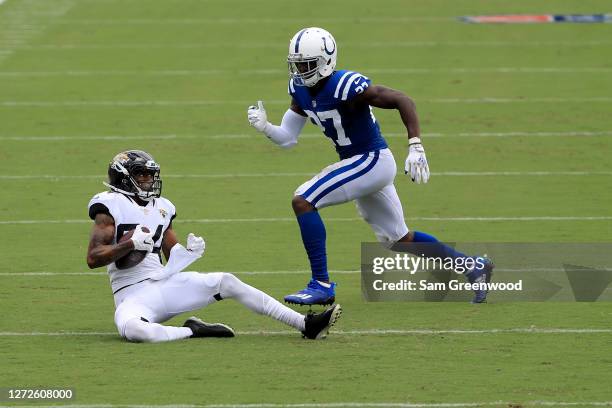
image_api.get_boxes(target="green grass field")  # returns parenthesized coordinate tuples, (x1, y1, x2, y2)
(1, 0, 611, 407)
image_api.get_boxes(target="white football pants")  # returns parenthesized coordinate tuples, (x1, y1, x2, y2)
(113, 272, 306, 343)
(295, 148, 409, 243)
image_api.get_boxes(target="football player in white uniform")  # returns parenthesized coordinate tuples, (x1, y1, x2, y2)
(248, 28, 493, 305)
(87, 150, 341, 343)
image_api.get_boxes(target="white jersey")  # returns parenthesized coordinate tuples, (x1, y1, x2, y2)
(88, 191, 176, 293)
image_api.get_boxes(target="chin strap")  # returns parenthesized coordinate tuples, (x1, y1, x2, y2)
(103, 181, 157, 202)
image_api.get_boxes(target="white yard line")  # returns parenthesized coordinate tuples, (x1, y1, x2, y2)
(2, 130, 612, 141)
(0, 173, 317, 179)
(156, 216, 612, 222)
(2, 267, 611, 276)
(52, 17, 454, 24)
(0, 134, 179, 141)
(0, 0, 76, 64)
(0, 97, 611, 107)
(1, 171, 611, 180)
(368, 67, 612, 74)
(0, 403, 611, 408)
(1, 328, 611, 337)
(0, 67, 610, 77)
(0, 270, 360, 276)
(1, 403, 611, 408)
(9, 40, 612, 49)
(432, 171, 612, 176)
(429, 130, 612, 137)
(431, 97, 612, 104)
(0, 216, 611, 226)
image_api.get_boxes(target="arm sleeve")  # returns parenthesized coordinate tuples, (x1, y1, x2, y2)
(262, 109, 307, 149)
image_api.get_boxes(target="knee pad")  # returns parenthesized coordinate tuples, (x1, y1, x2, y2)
(123, 318, 165, 343)
(219, 273, 243, 299)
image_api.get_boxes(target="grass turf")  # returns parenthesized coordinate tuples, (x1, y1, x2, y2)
(0, 0, 611, 406)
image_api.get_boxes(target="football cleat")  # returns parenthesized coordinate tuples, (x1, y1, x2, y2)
(302, 304, 342, 340)
(183, 316, 235, 338)
(284, 279, 336, 305)
(464, 256, 494, 304)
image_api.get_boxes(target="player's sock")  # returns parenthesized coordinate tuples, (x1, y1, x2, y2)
(296, 211, 328, 281)
(219, 273, 306, 331)
(411, 231, 468, 260)
(123, 318, 193, 343)
(164, 326, 194, 341)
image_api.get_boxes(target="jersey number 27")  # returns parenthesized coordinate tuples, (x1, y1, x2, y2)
(303, 109, 351, 147)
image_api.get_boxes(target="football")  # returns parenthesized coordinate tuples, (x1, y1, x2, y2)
(115, 227, 150, 269)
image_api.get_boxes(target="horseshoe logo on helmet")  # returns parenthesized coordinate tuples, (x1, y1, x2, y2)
(322, 36, 336, 56)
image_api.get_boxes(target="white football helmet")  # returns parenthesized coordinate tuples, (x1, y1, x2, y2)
(287, 27, 337, 87)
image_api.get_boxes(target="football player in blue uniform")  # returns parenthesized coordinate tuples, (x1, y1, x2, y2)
(247, 27, 492, 305)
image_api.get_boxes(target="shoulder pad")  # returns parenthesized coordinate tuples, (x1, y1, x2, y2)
(88, 192, 116, 220)
(333, 71, 371, 101)
(88, 191, 115, 206)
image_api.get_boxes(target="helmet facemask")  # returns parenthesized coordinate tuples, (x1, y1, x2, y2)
(288, 55, 326, 87)
(127, 160, 162, 201)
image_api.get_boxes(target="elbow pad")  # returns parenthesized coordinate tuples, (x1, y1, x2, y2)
(263, 109, 307, 148)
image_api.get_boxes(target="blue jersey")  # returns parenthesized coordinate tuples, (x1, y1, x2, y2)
(289, 70, 388, 160)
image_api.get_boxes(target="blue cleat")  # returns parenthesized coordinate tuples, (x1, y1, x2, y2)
(464, 256, 494, 303)
(284, 279, 336, 305)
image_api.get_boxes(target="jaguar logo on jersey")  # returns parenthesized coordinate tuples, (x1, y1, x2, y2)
(159, 208, 168, 218)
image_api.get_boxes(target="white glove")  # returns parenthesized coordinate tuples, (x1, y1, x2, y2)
(405, 137, 430, 184)
(131, 224, 154, 252)
(186, 233, 205, 257)
(247, 100, 268, 132)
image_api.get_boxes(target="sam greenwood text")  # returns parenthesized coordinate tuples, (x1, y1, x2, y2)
(372, 280, 523, 292)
